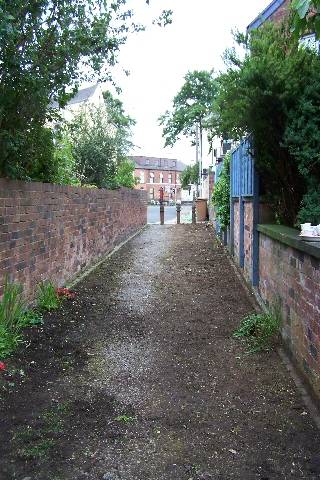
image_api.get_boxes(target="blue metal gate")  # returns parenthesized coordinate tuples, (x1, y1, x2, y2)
(230, 138, 259, 286)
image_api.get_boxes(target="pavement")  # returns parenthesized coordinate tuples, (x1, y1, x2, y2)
(1, 225, 320, 480)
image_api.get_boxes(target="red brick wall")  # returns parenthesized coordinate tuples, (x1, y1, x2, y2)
(244, 201, 253, 282)
(229, 190, 320, 398)
(0, 179, 147, 300)
(269, 0, 291, 24)
(232, 200, 275, 283)
(259, 234, 320, 398)
(233, 201, 240, 261)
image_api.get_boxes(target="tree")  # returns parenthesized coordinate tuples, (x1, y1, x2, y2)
(285, 75, 320, 224)
(180, 163, 199, 189)
(159, 70, 218, 149)
(115, 159, 137, 189)
(67, 89, 136, 189)
(68, 105, 118, 188)
(50, 129, 79, 186)
(291, 0, 320, 38)
(0, 0, 172, 180)
(212, 22, 320, 225)
(103, 90, 136, 163)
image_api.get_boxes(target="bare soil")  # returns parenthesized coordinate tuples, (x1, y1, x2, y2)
(1, 225, 320, 480)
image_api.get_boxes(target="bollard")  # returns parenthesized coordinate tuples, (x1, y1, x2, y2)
(192, 191, 196, 224)
(160, 204, 164, 225)
(159, 187, 164, 225)
(192, 204, 196, 224)
(176, 203, 181, 224)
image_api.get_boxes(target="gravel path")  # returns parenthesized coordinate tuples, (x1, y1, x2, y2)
(1, 224, 320, 480)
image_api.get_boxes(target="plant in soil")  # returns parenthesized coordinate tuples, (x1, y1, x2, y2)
(233, 309, 281, 353)
(18, 310, 43, 328)
(114, 414, 136, 424)
(0, 278, 47, 358)
(37, 281, 60, 311)
(0, 279, 26, 357)
(13, 402, 70, 460)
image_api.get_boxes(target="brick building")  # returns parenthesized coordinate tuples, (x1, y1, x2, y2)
(131, 156, 186, 203)
(247, 0, 291, 31)
(248, 0, 320, 52)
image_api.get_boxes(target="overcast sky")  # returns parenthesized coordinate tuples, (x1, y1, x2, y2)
(113, 0, 269, 165)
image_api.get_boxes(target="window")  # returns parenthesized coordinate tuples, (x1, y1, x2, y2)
(145, 159, 150, 165)
(149, 188, 154, 200)
(149, 172, 154, 183)
(140, 171, 145, 183)
(172, 160, 176, 167)
(300, 33, 320, 54)
(168, 173, 172, 184)
(159, 172, 164, 184)
(176, 174, 180, 184)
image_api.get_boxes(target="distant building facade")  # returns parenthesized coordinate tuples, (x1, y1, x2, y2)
(52, 84, 105, 123)
(131, 156, 186, 203)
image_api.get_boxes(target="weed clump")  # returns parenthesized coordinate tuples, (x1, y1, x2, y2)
(233, 310, 281, 353)
(0, 278, 63, 358)
(0, 279, 26, 357)
(37, 281, 60, 311)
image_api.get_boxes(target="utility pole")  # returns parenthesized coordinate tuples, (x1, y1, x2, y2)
(196, 122, 203, 197)
(200, 121, 203, 197)
(196, 123, 202, 198)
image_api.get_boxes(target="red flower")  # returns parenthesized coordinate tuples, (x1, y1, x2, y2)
(56, 287, 76, 299)
(0, 362, 6, 371)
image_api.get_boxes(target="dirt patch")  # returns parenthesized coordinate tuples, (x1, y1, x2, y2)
(0, 225, 320, 479)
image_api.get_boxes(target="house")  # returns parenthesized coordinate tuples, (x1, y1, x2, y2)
(52, 84, 105, 123)
(248, 0, 320, 52)
(131, 156, 186, 203)
(247, 0, 291, 31)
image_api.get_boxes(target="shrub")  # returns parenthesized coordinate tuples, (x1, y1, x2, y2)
(297, 185, 320, 225)
(212, 154, 230, 229)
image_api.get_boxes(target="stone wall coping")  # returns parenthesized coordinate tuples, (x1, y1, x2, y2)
(257, 224, 320, 260)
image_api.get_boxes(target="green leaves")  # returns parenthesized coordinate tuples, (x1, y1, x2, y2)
(292, 0, 311, 18)
(291, 0, 320, 38)
(66, 94, 135, 189)
(159, 70, 217, 147)
(213, 21, 320, 225)
(212, 154, 230, 229)
(180, 163, 199, 189)
(115, 159, 137, 189)
(0, 0, 170, 181)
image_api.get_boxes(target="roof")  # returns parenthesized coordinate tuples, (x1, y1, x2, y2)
(247, 0, 286, 31)
(51, 84, 99, 109)
(130, 156, 186, 172)
(67, 84, 99, 106)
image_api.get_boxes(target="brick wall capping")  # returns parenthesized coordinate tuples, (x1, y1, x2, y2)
(257, 224, 320, 260)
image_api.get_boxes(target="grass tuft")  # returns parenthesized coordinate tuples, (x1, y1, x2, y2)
(37, 281, 60, 311)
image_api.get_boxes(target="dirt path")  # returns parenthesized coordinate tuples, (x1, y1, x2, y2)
(1, 225, 320, 480)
